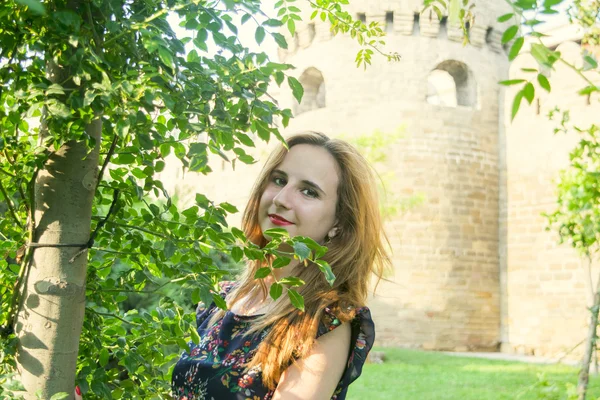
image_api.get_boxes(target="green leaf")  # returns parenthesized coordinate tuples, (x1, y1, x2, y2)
(263, 228, 289, 239)
(16, 0, 45, 14)
(47, 101, 70, 118)
(264, 18, 283, 27)
(219, 202, 238, 213)
(275, 71, 285, 87)
(515, 0, 537, 10)
(502, 25, 519, 44)
(543, 0, 565, 7)
(509, 37, 524, 61)
(584, 55, 598, 70)
(511, 90, 524, 121)
(287, 19, 296, 36)
(270, 282, 283, 300)
(231, 246, 244, 262)
(225, 20, 238, 34)
(272, 32, 288, 49)
(254, 267, 272, 279)
(524, 19, 543, 26)
(578, 86, 599, 95)
(113, 153, 136, 164)
(50, 393, 69, 400)
(499, 79, 526, 86)
(236, 133, 255, 147)
(192, 288, 201, 305)
(288, 76, 304, 104)
(272, 257, 291, 269)
(99, 348, 109, 367)
(524, 82, 535, 104)
(177, 338, 191, 353)
(537, 74, 551, 92)
(212, 293, 227, 310)
(293, 242, 311, 261)
(279, 276, 305, 287)
(158, 47, 175, 69)
(497, 13, 514, 23)
(315, 260, 336, 286)
(448, 0, 461, 25)
(531, 43, 558, 67)
(164, 240, 176, 259)
(287, 289, 305, 312)
(189, 326, 201, 345)
(255, 26, 266, 45)
(231, 227, 246, 241)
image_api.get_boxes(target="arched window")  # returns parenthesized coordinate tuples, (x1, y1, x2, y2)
(294, 67, 326, 116)
(427, 70, 457, 107)
(427, 60, 478, 108)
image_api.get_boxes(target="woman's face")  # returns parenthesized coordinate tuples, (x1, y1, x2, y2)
(258, 144, 339, 243)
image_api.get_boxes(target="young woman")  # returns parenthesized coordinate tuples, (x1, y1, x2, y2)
(170, 131, 391, 400)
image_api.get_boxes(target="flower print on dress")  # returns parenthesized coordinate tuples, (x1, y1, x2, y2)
(238, 373, 254, 389)
(356, 332, 367, 350)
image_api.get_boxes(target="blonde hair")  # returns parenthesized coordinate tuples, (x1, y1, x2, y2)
(208, 131, 391, 389)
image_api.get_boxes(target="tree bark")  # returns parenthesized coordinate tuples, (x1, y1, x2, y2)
(14, 123, 101, 398)
(578, 266, 600, 400)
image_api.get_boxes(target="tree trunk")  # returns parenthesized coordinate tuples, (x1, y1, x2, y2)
(11, 0, 103, 396)
(578, 267, 600, 400)
(13, 121, 101, 397)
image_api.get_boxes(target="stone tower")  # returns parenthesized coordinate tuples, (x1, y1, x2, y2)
(277, 0, 513, 350)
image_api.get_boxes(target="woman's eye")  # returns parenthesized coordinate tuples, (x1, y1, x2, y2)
(273, 177, 286, 186)
(301, 188, 319, 198)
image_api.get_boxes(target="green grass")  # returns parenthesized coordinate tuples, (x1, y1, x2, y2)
(347, 348, 600, 400)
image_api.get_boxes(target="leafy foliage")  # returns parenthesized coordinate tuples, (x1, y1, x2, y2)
(545, 124, 600, 259)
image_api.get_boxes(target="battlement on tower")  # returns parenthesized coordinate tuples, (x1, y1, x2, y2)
(279, 0, 512, 60)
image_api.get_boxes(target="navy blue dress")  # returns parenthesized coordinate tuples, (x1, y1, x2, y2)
(171, 282, 375, 400)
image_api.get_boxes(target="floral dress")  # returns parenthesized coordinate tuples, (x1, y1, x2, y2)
(171, 282, 375, 400)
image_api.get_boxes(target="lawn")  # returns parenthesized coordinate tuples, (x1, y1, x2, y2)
(347, 348, 600, 400)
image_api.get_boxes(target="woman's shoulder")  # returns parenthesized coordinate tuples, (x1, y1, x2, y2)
(316, 305, 375, 389)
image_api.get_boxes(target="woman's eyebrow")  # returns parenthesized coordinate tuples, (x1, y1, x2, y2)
(301, 179, 325, 196)
(272, 169, 287, 177)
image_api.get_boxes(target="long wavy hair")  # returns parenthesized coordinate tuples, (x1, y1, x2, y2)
(208, 131, 391, 389)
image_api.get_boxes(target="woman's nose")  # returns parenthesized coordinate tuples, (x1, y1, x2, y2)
(272, 186, 292, 209)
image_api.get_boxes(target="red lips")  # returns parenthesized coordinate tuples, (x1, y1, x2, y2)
(268, 214, 294, 226)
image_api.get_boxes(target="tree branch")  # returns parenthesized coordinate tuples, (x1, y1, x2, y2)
(85, 0, 102, 50)
(0, 179, 23, 229)
(92, 247, 142, 256)
(95, 134, 118, 192)
(306, 0, 399, 61)
(87, 308, 142, 327)
(103, 2, 193, 47)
